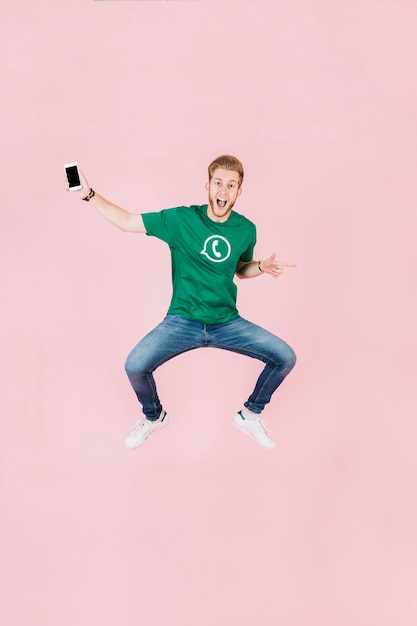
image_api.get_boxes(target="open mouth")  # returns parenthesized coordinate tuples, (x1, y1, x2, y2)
(216, 198, 227, 209)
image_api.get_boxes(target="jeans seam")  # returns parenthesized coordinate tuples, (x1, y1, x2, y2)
(250, 366, 276, 406)
(147, 344, 202, 372)
(213, 343, 277, 365)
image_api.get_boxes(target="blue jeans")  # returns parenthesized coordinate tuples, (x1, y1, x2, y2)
(125, 314, 296, 420)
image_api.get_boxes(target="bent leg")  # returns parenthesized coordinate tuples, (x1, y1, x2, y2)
(125, 315, 204, 420)
(210, 316, 296, 414)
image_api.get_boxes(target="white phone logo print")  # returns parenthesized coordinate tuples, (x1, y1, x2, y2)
(212, 240, 222, 258)
(200, 235, 231, 263)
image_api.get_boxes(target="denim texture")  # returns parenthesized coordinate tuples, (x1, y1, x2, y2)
(125, 314, 296, 420)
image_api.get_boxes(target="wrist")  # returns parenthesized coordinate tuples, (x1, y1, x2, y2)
(258, 260, 264, 273)
(82, 188, 95, 202)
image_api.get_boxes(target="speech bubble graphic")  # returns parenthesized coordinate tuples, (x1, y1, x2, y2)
(200, 235, 232, 263)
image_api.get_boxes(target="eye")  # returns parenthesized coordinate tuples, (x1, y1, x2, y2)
(228, 184, 235, 189)
(215, 181, 221, 186)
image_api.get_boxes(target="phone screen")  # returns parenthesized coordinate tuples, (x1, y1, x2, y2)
(66, 164, 81, 188)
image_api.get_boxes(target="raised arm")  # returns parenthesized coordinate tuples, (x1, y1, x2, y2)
(66, 168, 146, 233)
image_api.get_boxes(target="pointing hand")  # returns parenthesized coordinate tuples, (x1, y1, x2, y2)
(261, 253, 297, 278)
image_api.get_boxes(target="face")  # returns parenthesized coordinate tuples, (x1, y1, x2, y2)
(205, 168, 242, 222)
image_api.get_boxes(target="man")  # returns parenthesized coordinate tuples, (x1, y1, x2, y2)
(68, 155, 296, 451)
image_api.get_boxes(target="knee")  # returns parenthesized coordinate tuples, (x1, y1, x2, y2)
(124, 351, 144, 378)
(276, 342, 296, 374)
(285, 345, 297, 372)
(124, 355, 134, 377)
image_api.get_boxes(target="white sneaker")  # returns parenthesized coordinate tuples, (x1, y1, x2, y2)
(124, 411, 168, 449)
(233, 411, 275, 450)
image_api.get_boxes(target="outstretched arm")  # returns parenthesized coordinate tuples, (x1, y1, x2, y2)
(236, 252, 297, 279)
(66, 168, 146, 233)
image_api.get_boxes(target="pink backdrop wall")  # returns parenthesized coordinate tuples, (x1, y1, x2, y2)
(1, 1, 417, 624)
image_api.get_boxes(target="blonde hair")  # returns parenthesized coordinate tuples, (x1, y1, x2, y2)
(208, 155, 244, 188)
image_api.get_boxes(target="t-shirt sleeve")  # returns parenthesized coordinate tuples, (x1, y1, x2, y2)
(239, 224, 257, 262)
(141, 208, 180, 244)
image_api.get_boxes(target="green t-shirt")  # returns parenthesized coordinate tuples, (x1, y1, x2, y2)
(142, 204, 256, 324)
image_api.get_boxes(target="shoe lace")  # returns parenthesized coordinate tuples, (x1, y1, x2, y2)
(255, 417, 272, 440)
(132, 418, 153, 436)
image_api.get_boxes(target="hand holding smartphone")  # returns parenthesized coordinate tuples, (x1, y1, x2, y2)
(65, 162, 83, 191)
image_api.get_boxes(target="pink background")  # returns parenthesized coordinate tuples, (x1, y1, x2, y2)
(1, 1, 417, 624)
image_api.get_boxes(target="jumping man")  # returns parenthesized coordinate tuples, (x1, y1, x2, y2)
(67, 155, 296, 450)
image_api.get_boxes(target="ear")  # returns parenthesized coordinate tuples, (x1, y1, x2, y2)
(237, 186, 242, 197)
(205, 180, 209, 192)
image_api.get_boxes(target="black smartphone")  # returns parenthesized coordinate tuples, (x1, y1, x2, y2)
(65, 162, 82, 190)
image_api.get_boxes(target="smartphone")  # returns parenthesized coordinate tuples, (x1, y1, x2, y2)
(64, 162, 82, 191)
